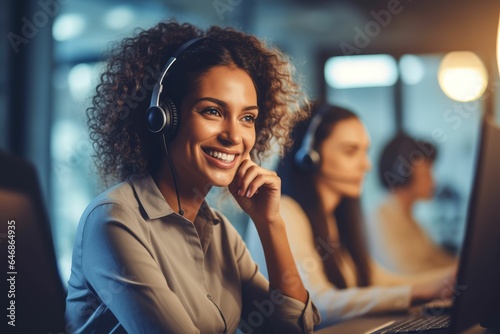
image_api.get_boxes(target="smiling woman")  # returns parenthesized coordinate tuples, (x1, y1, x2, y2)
(64, 20, 320, 333)
(166, 65, 259, 214)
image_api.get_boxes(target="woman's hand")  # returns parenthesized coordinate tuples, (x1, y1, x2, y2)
(228, 159, 281, 226)
(411, 270, 456, 303)
(229, 159, 309, 304)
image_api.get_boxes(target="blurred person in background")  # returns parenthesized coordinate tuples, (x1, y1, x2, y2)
(366, 132, 458, 275)
(270, 103, 455, 327)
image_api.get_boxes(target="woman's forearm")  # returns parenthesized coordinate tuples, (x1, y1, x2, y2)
(254, 217, 308, 303)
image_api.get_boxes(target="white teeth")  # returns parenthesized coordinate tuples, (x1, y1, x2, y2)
(207, 150, 235, 163)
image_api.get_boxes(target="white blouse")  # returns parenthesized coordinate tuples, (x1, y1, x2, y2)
(366, 194, 457, 275)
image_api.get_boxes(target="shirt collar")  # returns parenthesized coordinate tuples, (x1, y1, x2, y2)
(198, 200, 221, 225)
(128, 174, 221, 225)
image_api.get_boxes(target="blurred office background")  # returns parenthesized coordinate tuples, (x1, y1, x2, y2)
(1, 0, 500, 285)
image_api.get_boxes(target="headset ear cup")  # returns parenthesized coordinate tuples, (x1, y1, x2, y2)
(146, 106, 167, 133)
(162, 97, 179, 140)
(295, 148, 321, 173)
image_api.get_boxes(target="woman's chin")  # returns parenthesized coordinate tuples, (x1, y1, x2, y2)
(206, 175, 234, 188)
(342, 188, 362, 199)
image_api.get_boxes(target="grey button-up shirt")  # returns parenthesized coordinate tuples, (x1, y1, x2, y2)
(66, 174, 320, 333)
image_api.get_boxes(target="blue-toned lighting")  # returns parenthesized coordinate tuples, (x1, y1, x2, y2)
(400, 54, 425, 85)
(68, 63, 93, 101)
(53, 13, 86, 41)
(104, 6, 135, 30)
(325, 54, 398, 89)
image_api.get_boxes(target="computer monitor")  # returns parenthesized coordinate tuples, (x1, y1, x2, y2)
(451, 116, 500, 332)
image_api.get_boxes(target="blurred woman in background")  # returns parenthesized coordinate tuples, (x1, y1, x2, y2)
(274, 103, 455, 327)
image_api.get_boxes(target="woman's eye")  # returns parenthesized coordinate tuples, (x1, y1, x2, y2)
(344, 149, 356, 156)
(202, 108, 221, 116)
(242, 115, 257, 123)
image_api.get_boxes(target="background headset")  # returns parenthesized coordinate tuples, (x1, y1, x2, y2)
(294, 104, 330, 173)
(145, 37, 206, 139)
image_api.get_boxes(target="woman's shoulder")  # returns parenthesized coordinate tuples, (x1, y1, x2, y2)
(280, 195, 309, 223)
(280, 195, 305, 214)
(378, 194, 403, 214)
(280, 195, 312, 234)
(90, 180, 135, 208)
(71, 180, 144, 252)
(80, 180, 138, 226)
(369, 194, 402, 225)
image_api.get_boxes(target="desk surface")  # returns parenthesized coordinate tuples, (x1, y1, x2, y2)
(315, 315, 494, 334)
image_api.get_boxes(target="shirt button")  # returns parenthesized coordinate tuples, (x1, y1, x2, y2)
(207, 294, 213, 300)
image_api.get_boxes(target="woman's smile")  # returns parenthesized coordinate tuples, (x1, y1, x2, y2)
(169, 65, 258, 188)
(202, 148, 239, 169)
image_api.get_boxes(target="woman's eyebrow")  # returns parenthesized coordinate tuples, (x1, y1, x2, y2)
(339, 140, 371, 149)
(194, 97, 227, 107)
(339, 142, 360, 149)
(193, 97, 258, 111)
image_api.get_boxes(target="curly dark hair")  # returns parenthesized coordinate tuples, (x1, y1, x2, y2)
(87, 20, 309, 185)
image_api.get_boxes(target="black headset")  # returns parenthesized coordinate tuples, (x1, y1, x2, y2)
(294, 105, 330, 173)
(145, 37, 206, 139)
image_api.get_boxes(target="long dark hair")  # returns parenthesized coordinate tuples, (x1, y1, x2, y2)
(278, 103, 371, 288)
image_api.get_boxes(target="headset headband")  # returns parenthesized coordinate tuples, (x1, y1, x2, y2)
(299, 105, 330, 152)
(294, 104, 331, 172)
(149, 37, 206, 109)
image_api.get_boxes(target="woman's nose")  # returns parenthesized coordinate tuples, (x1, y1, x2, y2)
(218, 119, 242, 146)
